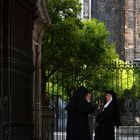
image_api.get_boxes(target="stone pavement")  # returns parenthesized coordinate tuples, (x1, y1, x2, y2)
(53, 126, 140, 140)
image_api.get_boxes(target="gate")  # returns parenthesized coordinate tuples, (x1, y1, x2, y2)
(42, 61, 140, 140)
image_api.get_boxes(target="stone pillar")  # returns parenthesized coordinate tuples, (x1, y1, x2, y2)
(32, 0, 51, 140)
(0, 0, 35, 140)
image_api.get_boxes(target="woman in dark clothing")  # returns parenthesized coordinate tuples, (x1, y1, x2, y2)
(94, 90, 121, 140)
(65, 86, 95, 140)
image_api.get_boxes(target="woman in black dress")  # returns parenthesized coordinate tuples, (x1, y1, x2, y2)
(65, 86, 95, 140)
(94, 90, 121, 140)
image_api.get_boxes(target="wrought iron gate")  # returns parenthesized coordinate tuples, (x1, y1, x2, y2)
(42, 61, 140, 140)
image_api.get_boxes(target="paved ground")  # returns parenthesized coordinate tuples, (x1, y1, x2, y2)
(53, 132, 140, 140)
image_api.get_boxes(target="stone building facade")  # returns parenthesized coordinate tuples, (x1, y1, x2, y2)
(0, 0, 51, 139)
(81, 0, 140, 61)
(125, 0, 140, 61)
(80, 0, 92, 19)
(0, 0, 35, 139)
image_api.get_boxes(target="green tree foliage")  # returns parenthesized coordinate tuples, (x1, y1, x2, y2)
(43, 18, 118, 68)
(46, 0, 82, 23)
(42, 18, 82, 67)
(123, 65, 140, 100)
(78, 19, 118, 65)
(43, 0, 133, 101)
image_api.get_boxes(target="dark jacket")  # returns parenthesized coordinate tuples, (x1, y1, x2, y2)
(94, 101, 121, 140)
(65, 97, 95, 140)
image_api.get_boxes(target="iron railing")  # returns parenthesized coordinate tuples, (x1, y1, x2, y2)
(41, 61, 140, 140)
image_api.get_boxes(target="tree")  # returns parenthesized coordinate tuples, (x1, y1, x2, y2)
(46, 0, 82, 23)
(42, 0, 118, 99)
(42, 0, 82, 99)
(43, 18, 118, 66)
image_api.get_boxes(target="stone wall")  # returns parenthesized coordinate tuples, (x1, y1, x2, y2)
(0, 0, 36, 139)
(91, 0, 140, 61)
(125, 0, 140, 61)
(91, 0, 125, 60)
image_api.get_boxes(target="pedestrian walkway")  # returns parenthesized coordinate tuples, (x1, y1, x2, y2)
(53, 126, 140, 140)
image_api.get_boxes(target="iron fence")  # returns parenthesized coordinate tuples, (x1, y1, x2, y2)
(41, 61, 140, 140)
